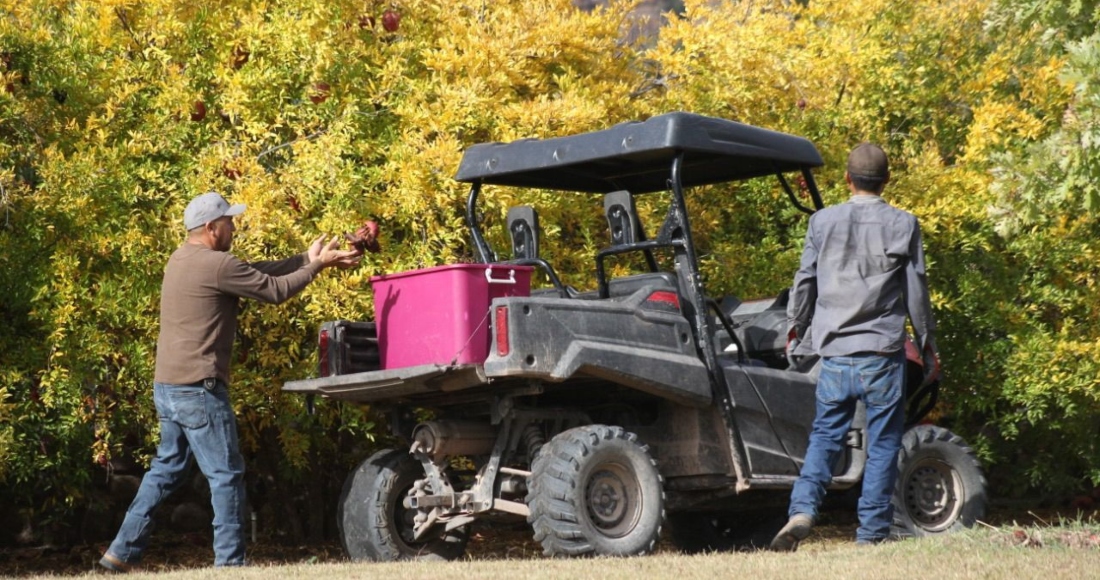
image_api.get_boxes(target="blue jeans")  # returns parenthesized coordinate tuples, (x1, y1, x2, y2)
(787, 351, 906, 543)
(106, 381, 247, 566)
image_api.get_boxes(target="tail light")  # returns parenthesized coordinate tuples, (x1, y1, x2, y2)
(319, 328, 331, 377)
(645, 290, 681, 312)
(495, 306, 510, 357)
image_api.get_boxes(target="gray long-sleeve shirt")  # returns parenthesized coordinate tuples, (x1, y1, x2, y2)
(154, 243, 324, 385)
(787, 194, 935, 357)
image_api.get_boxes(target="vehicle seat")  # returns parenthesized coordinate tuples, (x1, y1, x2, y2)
(572, 271, 679, 301)
(507, 206, 539, 261)
(607, 272, 678, 297)
(604, 190, 644, 246)
(505, 206, 574, 298)
(597, 189, 665, 296)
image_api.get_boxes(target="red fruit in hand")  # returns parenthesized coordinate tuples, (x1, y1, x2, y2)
(382, 10, 400, 32)
(345, 219, 381, 253)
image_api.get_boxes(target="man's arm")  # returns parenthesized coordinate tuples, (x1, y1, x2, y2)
(217, 254, 323, 305)
(245, 234, 361, 280)
(905, 218, 941, 385)
(249, 253, 309, 277)
(217, 236, 359, 305)
(904, 218, 936, 351)
(787, 221, 819, 341)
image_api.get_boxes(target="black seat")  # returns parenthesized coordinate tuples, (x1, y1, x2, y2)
(506, 206, 539, 261)
(607, 272, 678, 297)
(571, 272, 679, 301)
(604, 190, 644, 246)
(504, 206, 573, 298)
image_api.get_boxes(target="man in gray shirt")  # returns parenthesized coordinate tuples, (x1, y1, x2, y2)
(771, 143, 940, 550)
(100, 192, 361, 570)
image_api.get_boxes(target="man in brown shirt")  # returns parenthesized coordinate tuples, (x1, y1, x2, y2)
(100, 192, 360, 570)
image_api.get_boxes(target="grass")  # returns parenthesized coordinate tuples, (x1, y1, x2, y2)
(91, 548, 1100, 580)
(6, 519, 1099, 580)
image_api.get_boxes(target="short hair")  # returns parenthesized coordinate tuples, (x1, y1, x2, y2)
(848, 173, 887, 194)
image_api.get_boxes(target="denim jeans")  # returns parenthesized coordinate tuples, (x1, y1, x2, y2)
(106, 381, 247, 566)
(787, 351, 906, 543)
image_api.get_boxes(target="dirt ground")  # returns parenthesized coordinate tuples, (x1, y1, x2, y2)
(0, 505, 1087, 577)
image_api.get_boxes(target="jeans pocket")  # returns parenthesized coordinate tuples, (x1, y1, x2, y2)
(860, 362, 901, 407)
(168, 389, 209, 429)
(816, 365, 845, 404)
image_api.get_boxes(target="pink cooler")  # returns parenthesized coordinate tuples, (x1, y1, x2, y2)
(371, 264, 534, 368)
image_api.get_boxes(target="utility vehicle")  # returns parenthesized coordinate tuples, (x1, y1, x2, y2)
(283, 112, 987, 560)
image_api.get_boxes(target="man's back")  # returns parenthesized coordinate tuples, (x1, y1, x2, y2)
(792, 195, 926, 357)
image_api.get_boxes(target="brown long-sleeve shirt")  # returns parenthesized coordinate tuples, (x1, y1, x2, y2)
(154, 243, 324, 385)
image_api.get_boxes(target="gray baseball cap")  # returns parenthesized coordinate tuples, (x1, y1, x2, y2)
(183, 192, 246, 230)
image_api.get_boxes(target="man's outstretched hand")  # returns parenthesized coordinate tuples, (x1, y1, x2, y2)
(309, 235, 362, 270)
(345, 220, 381, 254)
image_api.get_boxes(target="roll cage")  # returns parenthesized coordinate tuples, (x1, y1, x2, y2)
(454, 111, 829, 419)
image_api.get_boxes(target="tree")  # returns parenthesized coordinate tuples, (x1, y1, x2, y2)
(1, 0, 1096, 543)
(0, 0, 654, 542)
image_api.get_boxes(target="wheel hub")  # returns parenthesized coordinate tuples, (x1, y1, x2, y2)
(591, 476, 626, 522)
(904, 458, 962, 531)
(585, 465, 640, 537)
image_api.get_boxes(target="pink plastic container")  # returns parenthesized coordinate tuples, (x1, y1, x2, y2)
(371, 264, 534, 368)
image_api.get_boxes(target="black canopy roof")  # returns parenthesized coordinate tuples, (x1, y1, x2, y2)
(454, 112, 824, 194)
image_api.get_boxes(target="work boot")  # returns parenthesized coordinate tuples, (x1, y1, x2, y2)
(97, 553, 135, 574)
(769, 513, 814, 552)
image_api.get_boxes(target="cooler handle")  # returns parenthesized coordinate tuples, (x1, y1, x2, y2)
(485, 267, 517, 285)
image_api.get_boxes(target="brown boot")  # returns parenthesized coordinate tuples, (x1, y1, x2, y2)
(769, 513, 814, 552)
(98, 553, 136, 574)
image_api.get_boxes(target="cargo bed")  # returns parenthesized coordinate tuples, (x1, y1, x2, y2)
(283, 364, 489, 405)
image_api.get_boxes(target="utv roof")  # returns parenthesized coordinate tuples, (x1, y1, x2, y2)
(454, 112, 824, 194)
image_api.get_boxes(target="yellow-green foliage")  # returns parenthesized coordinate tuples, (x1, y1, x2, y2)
(0, 0, 1097, 531)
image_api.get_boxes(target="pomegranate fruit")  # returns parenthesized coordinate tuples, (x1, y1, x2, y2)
(345, 220, 381, 253)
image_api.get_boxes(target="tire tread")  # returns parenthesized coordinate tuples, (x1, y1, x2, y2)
(891, 424, 987, 538)
(526, 424, 664, 557)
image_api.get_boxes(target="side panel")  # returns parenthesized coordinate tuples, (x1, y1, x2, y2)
(636, 403, 735, 480)
(723, 366, 814, 477)
(722, 364, 862, 479)
(485, 293, 712, 407)
(721, 365, 866, 484)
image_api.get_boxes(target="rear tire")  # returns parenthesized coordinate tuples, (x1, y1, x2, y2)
(892, 425, 987, 537)
(337, 449, 469, 561)
(526, 425, 664, 557)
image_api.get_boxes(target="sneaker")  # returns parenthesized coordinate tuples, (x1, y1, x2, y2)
(769, 513, 814, 552)
(98, 553, 134, 574)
